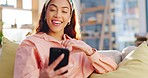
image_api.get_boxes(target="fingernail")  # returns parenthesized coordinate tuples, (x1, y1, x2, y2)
(69, 64, 74, 67)
(61, 54, 64, 57)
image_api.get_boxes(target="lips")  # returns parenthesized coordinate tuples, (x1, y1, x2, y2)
(52, 20, 63, 26)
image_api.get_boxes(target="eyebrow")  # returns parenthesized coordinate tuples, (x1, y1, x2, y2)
(49, 4, 69, 9)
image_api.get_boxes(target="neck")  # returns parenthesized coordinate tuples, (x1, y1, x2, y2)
(48, 32, 64, 41)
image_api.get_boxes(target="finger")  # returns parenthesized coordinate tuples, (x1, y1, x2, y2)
(61, 40, 65, 45)
(61, 40, 66, 47)
(61, 40, 68, 46)
(54, 64, 74, 76)
(64, 40, 69, 47)
(66, 40, 73, 47)
(62, 40, 70, 47)
(62, 64, 74, 77)
(54, 75, 67, 78)
(66, 46, 72, 52)
(48, 54, 64, 70)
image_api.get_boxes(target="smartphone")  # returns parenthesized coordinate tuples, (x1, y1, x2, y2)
(48, 47, 70, 72)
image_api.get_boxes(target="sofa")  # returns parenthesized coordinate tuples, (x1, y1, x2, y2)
(0, 36, 148, 78)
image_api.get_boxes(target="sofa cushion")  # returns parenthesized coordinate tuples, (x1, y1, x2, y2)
(90, 41, 148, 78)
(0, 37, 19, 78)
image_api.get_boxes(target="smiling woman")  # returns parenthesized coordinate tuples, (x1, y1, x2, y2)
(45, 0, 72, 40)
(13, 0, 117, 78)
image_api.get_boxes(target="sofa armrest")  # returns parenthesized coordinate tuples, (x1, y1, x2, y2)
(98, 50, 122, 64)
(122, 46, 137, 59)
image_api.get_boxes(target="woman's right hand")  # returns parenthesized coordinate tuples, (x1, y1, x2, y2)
(39, 54, 73, 78)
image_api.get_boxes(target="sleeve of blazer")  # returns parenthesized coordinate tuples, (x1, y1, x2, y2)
(89, 52, 117, 74)
(14, 40, 40, 78)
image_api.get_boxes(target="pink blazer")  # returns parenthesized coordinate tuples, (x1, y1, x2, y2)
(14, 32, 117, 78)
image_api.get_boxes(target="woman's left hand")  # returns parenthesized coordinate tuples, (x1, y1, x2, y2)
(61, 39, 93, 56)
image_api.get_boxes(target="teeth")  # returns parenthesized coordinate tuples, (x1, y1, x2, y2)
(53, 21, 61, 24)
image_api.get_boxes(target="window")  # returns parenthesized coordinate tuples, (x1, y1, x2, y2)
(146, 0, 148, 32)
(114, 0, 141, 50)
(0, 0, 17, 8)
(22, 0, 32, 9)
(2, 8, 32, 28)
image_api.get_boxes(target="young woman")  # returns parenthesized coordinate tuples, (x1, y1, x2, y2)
(14, 0, 117, 78)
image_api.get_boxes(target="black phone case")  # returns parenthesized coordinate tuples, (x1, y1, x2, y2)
(49, 47, 69, 71)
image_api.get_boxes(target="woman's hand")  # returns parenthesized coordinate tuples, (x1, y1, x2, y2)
(61, 39, 94, 56)
(39, 54, 73, 78)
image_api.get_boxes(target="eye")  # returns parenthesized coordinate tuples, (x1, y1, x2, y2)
(62, 9, 69, 13)
(50, 9, 56, 12)
(62, 11, 68, 13)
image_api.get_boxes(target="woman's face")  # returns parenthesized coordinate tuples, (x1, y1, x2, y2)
(45, 0, 71, 35)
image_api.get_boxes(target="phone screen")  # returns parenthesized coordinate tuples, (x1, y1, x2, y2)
(48, 47, 70, 71)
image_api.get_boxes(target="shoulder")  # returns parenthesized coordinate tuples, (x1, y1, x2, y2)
(19, 33, 39, 46)
(23, 32, 44, 42)
(19, 32, 48, 47)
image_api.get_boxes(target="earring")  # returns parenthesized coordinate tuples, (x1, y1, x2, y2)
(68, 22, 70, 25)
(44, 18, 46, 21)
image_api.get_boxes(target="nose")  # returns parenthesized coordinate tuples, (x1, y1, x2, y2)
(53, 10, 61, 18)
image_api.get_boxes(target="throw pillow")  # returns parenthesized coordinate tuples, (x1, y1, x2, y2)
(121, 46, 137, 59)
(0, 37, 19, 78)
(90, 41, 148, 78)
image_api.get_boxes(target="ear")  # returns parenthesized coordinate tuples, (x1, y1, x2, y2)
(68, 20, 71, 23)
(68, 17, 71, 23)
(67, 18, 71, 25)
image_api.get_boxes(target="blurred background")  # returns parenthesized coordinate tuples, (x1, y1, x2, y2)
(0, 0, 147, 51)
